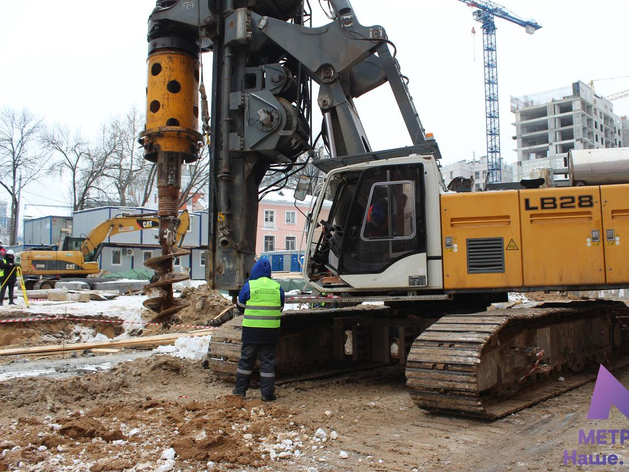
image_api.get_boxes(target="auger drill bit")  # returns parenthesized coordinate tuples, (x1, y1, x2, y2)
(139, 10, 202, 325)
(142, 190, 191, 325)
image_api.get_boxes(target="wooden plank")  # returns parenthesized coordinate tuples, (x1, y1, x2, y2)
(208, 343, 241, 359)
(207, 360, 238, 375)
(0, 329, 215, 356)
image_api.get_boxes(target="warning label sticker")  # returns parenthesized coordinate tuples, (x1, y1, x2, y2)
(506, 239, 519, 251)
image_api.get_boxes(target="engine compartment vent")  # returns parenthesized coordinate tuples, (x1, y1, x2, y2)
(467, 238, 505, 274)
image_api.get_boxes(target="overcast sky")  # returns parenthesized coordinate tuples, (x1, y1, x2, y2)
(1, 0, 628, 218)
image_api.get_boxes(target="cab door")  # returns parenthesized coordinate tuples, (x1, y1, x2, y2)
(338, 164, 427, 289)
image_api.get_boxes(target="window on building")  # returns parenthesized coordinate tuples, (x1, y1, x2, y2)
(596, 135, 599, 143)
(285, 211, 296, 225)
(475, 184, 482, 192)
(482, 170, 487, 178)
(595, 122, 598, 130)
(264, 210, 275, 229)
(200, 251, 206, 266)
(474, 171, 480, 179)
(173, 257, 181, 266)
(264, 235, 275, 252)
(143, 251, 152, 262)
(449, 171, 454, 179)
(285, 236, 296, 251)
(112, 249, 121, 265)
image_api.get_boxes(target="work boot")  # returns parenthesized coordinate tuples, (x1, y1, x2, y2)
(260, 375, 276, 402)
(232, 373, 251, 397)
(8, 301, 15, 305)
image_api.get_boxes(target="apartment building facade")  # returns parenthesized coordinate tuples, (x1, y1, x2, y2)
(441, 156, 514, 191)
(256, 191, 331, 256)
(511, 81, 625, 180)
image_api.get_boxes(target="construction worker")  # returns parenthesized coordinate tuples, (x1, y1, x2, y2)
(0, 250, 17, 305)
(0, 241, 6, 258)
(233, 257, 284, 401)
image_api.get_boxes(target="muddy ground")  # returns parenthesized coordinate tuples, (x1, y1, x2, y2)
(0, 287, 627, 471)
(0, 354, 626, 471)
(0, 285, 231, 351)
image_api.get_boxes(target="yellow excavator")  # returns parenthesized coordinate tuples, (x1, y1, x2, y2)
(18, 210, 189, 289)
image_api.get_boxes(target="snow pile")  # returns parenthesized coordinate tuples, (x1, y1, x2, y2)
(152, 335, 212, 361)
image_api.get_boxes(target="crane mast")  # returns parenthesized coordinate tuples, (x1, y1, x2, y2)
(457, 0, 540, 184)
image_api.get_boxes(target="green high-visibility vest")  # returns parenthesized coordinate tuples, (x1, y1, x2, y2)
(0, 259, 5, 278)
(243, 277, 282, 329)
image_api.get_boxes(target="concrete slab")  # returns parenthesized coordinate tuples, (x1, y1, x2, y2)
(68, 292, 91, 303)
(56, 281, 91, 291)
(47, 289, 69, 301)
(90, 280, 149, 293)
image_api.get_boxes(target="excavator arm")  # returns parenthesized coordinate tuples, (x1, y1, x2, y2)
(80, 210, 190, 259)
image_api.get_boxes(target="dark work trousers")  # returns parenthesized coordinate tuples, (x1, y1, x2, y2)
(0, 279, 14, 305)
(233, 342, 276, 397)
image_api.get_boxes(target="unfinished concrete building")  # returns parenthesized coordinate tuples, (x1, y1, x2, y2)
(441, 156, 514, 192)
(511, 81, 625, 181)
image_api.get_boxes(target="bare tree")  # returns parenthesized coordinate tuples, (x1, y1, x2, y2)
(42, 125, 89, 211)
(179, 145, 210, 210)
(79, 124, 120, 208)
(0, 107, 45, 244)
(139, 162, 157, 207)
(42, 124, 118, 211)
(103, 108, 151, 206)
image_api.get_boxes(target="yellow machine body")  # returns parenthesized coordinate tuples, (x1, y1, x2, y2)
(18, 251, 99, 277)
(18, 211, 190, 279)
(442, 183, 629, 291)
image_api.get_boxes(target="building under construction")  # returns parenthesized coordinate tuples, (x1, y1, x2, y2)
(511, 80, 629, 181)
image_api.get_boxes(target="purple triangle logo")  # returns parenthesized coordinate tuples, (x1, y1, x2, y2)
(587, 365, 629, 420)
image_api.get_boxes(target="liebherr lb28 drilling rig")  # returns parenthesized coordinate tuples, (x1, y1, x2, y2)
(141, 0, 629, 418)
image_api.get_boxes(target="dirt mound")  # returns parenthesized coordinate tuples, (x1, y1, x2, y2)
(175, 284, 233, 327)
(0, 356, 202, 416)
(0, 364, 294, 471)
(0, 316, 124, 351)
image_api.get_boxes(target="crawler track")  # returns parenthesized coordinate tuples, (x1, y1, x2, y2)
(406, 303, 629, 419)
(208, 305, 391, 381)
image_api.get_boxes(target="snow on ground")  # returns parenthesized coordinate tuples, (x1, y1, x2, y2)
(153, 335, 212, 361)
(5, 294, 148, 336)
(0, 283, 222, 379)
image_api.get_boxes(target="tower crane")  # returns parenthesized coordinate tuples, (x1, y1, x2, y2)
(589, 75, 629, 102)
(608, 89, 629, 101)
(458, 0, 541, 183)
